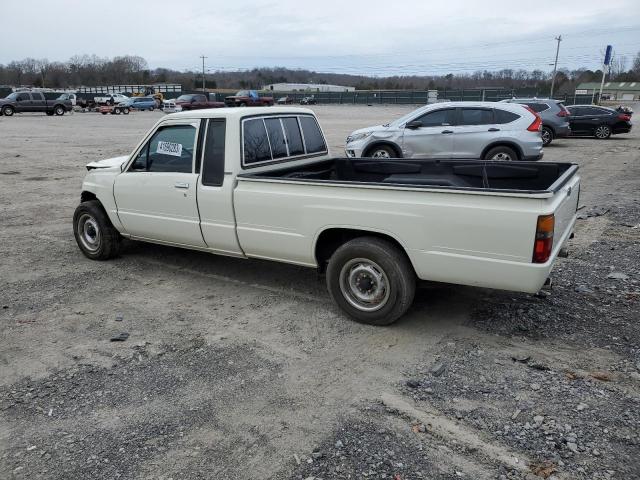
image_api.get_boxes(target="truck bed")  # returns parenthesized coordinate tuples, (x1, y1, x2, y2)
(238, 158, 577, 197)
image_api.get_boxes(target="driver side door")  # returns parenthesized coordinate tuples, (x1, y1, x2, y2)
(400, 108, 456, 158)
(113, 121, 207, 247)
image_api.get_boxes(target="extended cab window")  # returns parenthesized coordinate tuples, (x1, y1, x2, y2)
(202, 119, 226, 186)
(459, 108, 494, 125)
(242, 115, 326, 167)
(131, 125, 196, 173)
(414, 109, 455, 127)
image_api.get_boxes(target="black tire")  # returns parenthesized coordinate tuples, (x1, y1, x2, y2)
(114, 107, 121, 114)
(149, 106, 155, 111)
(594, 124, 611, 139)
(541, 126, 554, 146)
(73, 200, 121, 260)
(239, 102, 247, 107)
(2, 105, 15, 116)
(484, 145, 518, 161)
(54, 105, 65, 116)
(123, 108, 130, 115)
(365, 144, 398, 159)
(101, 112, 108, 115)
(326, 236, 416, 326)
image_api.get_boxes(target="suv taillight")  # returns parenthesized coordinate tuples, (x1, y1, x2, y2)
(557, 110, 569, 117)
(523, 106, 542, 132)
(533, 214, 554, 263)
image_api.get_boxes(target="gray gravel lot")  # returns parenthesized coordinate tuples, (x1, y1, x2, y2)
(1, 104, 639, 479)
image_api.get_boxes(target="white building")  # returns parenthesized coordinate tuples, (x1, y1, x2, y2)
(263, 83, 355, 93)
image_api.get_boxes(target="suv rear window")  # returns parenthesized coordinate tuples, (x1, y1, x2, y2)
(494, 109, 521, 124)
(242, 115, 327, 167)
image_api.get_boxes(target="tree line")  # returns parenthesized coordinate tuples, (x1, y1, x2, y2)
(1, 52, 639, 93)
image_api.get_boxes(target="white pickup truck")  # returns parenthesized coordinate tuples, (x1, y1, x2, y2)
(74, 107, 580, 325)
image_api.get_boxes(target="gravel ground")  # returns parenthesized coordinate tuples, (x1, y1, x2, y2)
(1, 104, 639, 479)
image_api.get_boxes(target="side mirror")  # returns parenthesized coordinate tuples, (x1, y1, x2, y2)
(405, 120, 422, 129)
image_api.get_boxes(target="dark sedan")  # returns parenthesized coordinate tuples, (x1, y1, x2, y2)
(566, 105, 632, 139)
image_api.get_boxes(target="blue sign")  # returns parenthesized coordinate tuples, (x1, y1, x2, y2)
(604, 45, 613, 65)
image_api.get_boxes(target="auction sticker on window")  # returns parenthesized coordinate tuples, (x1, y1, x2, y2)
(156, 141, 183, 157)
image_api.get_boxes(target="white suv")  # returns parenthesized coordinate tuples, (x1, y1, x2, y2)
(345, 101, 543, 161)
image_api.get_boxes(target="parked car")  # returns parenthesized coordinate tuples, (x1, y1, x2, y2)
(566, 105, 633, 139)
(95, 93, 129, 105)
(225, 90, 274, 107)
(161, 99, 181, 113)
(174, 94, 224, 111)
(73, 107, 578, 325)
(123, 96, 157, 111)
(277, 96, 294, 105)
(345, 101, 543, 161)
(500, 98, 571, 146)
(0, 91, 72, 116)
(300, 95, 317, 105)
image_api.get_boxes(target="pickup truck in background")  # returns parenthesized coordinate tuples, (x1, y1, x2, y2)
(175, 93, 225, 111)
(0, 91, 72, 116)
(73, 107, 580, 325)
(225, 90, 274, 107)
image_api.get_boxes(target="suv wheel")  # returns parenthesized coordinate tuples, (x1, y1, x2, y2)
(484, 146, 518, 161)
(541, 127, 554, 146)
(366, 145, 397, 159)
(2, 105, 15, 116)
(594, 124, 611, 139)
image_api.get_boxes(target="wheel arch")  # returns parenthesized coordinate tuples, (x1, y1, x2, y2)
(481, 141, 524, 160)
(363, 141, 403, 158)
(314, 227, 415, 274)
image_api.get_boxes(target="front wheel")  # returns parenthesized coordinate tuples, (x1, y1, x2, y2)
(54, 105, 65, 116)
(2, 106, 15, 116)
(366, 145, 397, 159)
(594, 124, 611, 139)
(326, 237, 416, 325)
(73, 200, 121, 260)
(541, 127, 554, 146)
(484, 145, 518, 161)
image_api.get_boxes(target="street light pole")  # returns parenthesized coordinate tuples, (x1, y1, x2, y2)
(549, 35, 562, 98)
(200, 55, 207, 92)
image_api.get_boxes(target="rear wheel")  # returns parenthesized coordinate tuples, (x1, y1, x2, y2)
(541, 126, 554, 146)
(2, 105, 15, 116)
(594, 124, 611, 139)
(326, 237, 416, 326)
(366, 145, 397, 159)
(484, 145, 518, 161)
(123, 107, 130, 115)
(73, 200, 121, 260)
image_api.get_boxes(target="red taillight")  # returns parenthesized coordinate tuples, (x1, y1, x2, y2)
(557, 110, 569, 117)
(523, 106, 542, 132)
(618, 113, 631, 121)
(533, 214, 554, 263)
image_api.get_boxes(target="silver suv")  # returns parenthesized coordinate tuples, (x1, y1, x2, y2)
(345, 102, 543, 161)
(500, 98, 571, 146)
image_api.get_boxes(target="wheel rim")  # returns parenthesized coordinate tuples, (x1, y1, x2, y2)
(491, 152, 513, 161)
(541, 129, 551, 144)
(77, 213, 101, 252)
(56, 107, 64, 115)
(4, 107, 13, 115)
(339, 258, 390, 312)
(595, 126, 609, 138)
(371, 149, 391, 159)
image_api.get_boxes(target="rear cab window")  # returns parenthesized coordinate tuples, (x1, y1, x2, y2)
(242, 114, 327, 168)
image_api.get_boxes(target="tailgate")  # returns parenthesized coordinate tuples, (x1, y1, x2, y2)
(553, 174, 580, 243)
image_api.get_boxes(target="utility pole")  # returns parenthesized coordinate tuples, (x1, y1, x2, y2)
(200, 55, 207, 92)
(549, 35, 562, 98)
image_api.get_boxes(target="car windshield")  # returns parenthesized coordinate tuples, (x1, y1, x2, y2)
(176, 95, 192, 102)
(388, 105, 431, 127)
(236, 90, 250, 96)
(5, 92, 19, 100)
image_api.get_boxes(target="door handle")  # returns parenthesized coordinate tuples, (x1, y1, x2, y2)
(488, 128, 500, 132)
(441, 130, 453, 134)
(174, 182, 189, 189)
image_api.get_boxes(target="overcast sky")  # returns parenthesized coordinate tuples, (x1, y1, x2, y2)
(2, 0, 639, 76)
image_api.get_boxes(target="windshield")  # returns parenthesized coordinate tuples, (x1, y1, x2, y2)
(388, 105, 431, 127)
(176, 95, 192, 102)
(5, 92, 18, 100)
(236, 90, 250, 96)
